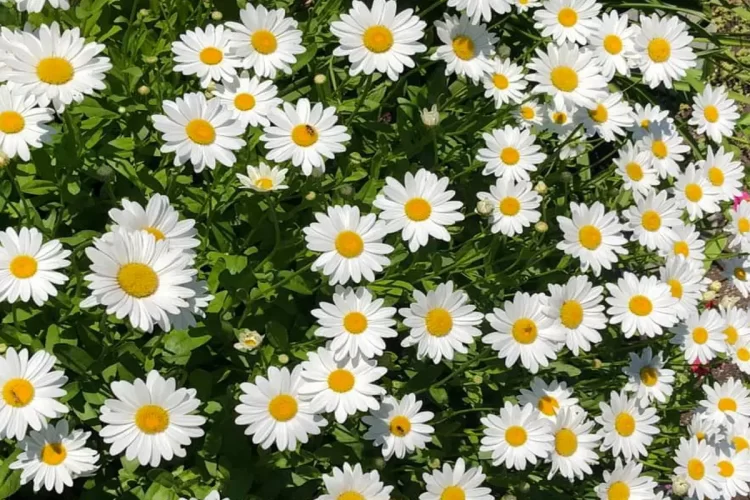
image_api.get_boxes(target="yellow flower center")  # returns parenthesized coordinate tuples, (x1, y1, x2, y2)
(738, 218, 750, 234)
(251, 30, 278, 54)
(254, 177, 274, 190)
(505, 425, 528, 446)
(560, 300, 584, 329)
(234, 93, 256, 111)
(684, 183, 703, 202)
(703, 105, 719, 123)
(718, 460, 735, 478)
(0, 111, 25, 134)
(338, 492, 365, 500)
(651, 140, 668, 159)
(696, 431, 705, 441)
(2, 378, 34, 407)
(578, 225, 602, 250)
(268, 394, 298, 422)
(117, 263, 159, 298)
(640, 367, 658, 387)
(708, 167, 724, 187)
(36, 56, 74, 85)
(493, 74, 509, 90)
(734, 436, 749, 451)
(362, 25, 394, 53)
(641, 210, 661, 231)
(735, 268, 747, 281)
(557, 7, 578, 27)
(291, 124, 319, 147)
(334, 230, 364, 258)
(589, 104, 608, 123)
(647, 38, 671, 63)
(9, 255, 38, 279)
(327, 369, 355, 393)
(668, 278, 683, 299)
(185, 119, 216, 145)
(145, 226, 166, 241)
(520, 106, 535, 120)
(692, 327, 708, 345)
(550, 66, 578, 92)
(500, 147, 520, 165)
(199, 46, 223, 65)
(555, 428, 578, 457)
(404, 197, 432, 221)
(40, 443, 67, 466)
(425, 308, 453, 337)
(614, 412, 636, 437)
(719, 397, 737, 412)
(687, 458, 705, 480)
(538, 395, 559, 416)
(440, 486, 466, 500)
(389, 415, 411, 437)
(674, 241, 689, 257)
(552, 112, 567, 124)
(451, 35, 475, 61)
(603, 35, 623, 55)
(628, 295, 653, 316)
(625, 162, 643, 181)
(607, 481, 630, 500)
(640, 119, 651, 129)
(738, 347, 750, 362)
(343, 312, 368, 334)
(724, 326, 738, 345)
(499, 197, 521, 216)
(512, 318, 537, 344)
(134, 404, 170, 434)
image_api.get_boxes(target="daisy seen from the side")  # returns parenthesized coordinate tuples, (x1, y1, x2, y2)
(659, 256, 709, 320)
(700, 146, 743, 203)
(577, 91, 634, 142)
(721, 257, 750, 298)
(659, 222, 706, 265)
(673, 163, 721, 221)
(544, 275, 607, 356)
(719, 306, 750, 350)
(236, 162, 288, 192)
(636, 127, 689, 179)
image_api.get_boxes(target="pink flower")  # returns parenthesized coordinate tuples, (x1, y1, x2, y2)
(690, 361, 710, 378)
(733, 191, 750, 211)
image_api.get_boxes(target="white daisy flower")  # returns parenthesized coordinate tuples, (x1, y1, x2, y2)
(168, 278, 213, 331)
(431, 14, 498, 83)
(225, 3, 305, 79)
(513, 98, 544, 128)
(729, 201, 750, 253)
(512, 0, 541, 12)
(483, 291, 563, 374)
(517, 378, 580, 420)
(624, 190, 681, 251)
(688, 411, 721, 444)
(544, 275, 606, 356)
(0, 85, 54, 161)
(299, 347, 386, 424)
(303, 205, 393, 285)
(420, 457, 492, 500)
(261, 98, 350, 175)
(556, 201, 628, 276)
(719, 306, 750, 349)
(689, 84, 739, 144)
(715, 444, 750, 499)
(605, 272, 679, 338)
(13, 0, 69, 12)
(10, 420, 98, 494)
(547, 408, 600, 481)
(613, 142, 658, 198)
(477, 178, 541, 236)
(594, 458, 658, 500)
(362, 393, 434, 460)
(700, 146, 743, 203)
(628, 102, 672, 140)
(636, 126, 689, 179)
(0, 227, 70, 306)
(527, 42, 607, 109)
(317, 462, 394, 500)
(0, 22, 111, 112)
(587, 11, 638, 81)
(483, 58, 528, 108)
(236, 162, 288, 192)
(479, 402, 553, 470)
(576, 92, 633, 142)
(635, 14, 697, 89)
(234, 365, 327, 451)
(99, 370, 206, 467)
(659, 256, 709, 320)
(80, 229, 197, 332)
(673, 163, 721, 221)
(533, 0, 601, 45)
(541, 100, 576, 134)
(623, 347, 675, 405)
(233, 329, 264, 353)
(331, 0, 427, 81)
(0, 348, 67, 440)
(373, 169, 464, 252)
(673, 437, 723, 500)
(700, 378, 750, 427)
(596, 390, 659, 460)
(312, 286, 397, 361)
(171, 25, 240, 88)
(731, 340, 750, 375)
(670, 309, 727, 364)
(721, 257, 750, 298)
(152, 92, 246, 173)
(726, 420, 750, 452)
(213, 71, 282, 128)
(476, 125, 547, 181)
(659, 222, 706, 265)
(448, 0, 512, 23)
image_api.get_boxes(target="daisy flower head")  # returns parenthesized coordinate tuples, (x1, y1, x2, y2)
(731, 339, 750, 375)
(673, 437, 723, 500)
(151, 92, 246, 173)
(623, 347, 674, 405)
(624, 190, 681, 251)
(225, 3, 304, 79)
(556, 201, 628, 276)
(483, 291, 563, 373)
(587, 11, 638, 81)
(234, 365, 327, 451)
(0, 226, 70, 306)
(476, 125, 547, 181)
(236, 162, 288, 193)
(596, 390, 660, 460)
(689, 84, 739, 143)
(362, 393, 434, 460)
(613, 142, 658, 198)
(721, 257, 750, 298)
(312, 286, 397, 361)
(479, 402, 553, 470)
(330, 0, 427, 81)
(629, 102, 672, 140)
(513, 0, 541, 12)
(716, 444, 750, 499)
(542, 100, 576, 134)
(688, 411, 721, 444)
(476, 178, 541, 236)
(670, 309, 726, 364)
(729, 201, 750, 253)
(527, 42, 607, 109)
(518, 377, 580, 420)
(547, 407, 601, 481)
(373, 169, 464, 252)
(700, 146, 743, 203)
(659, 256, 709, 320)
(420, 457, 493, 500)
(0, 348, 67, 440)
(673, 163, 721, 221)
(726, 419, 750, 452)
(699, 378, 750, 427)
(261, 98, 350, 176)
(576, 92, 634, 142)
(303, 205, 393, 285)
(399, 281, 484, 364)
(212, 71, 282, 128)
(431, 14, 498, 83)
(533, 0, 601, 46)
(719, 306, 750, 349)
(99, 370, 206, 467)
(10, 420, 98, 494)
(483, 58, 528, 108)
(317, 462, 393, 500)
(606, 272, 679, 338)
(594, 458, 658, 500)
(0, 85, 54, 161)
(544, 275, 606, 355)
(299, 347, 387, 423)
(659, 222, 706, 265)
(0, 22, 111, 112)
(171, 25, 240, 88)
(636, 127, 688, 180)
(448, 0, 512, 23)
(513, 98, 544, 128)
(169, 278, 213, 331)
(635, 14, 697, 89)
(13, 0, 69, 12)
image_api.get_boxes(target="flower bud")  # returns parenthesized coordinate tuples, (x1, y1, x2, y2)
(476, 199, 494, 216)
(211, 10, 223, 21)
(339, 184, 354, 197)
(117, 106, 126, 114)
(720, 295, 739, 309)
(314, 74, 327, 84)
(429, 458, 440, 469)
(472, 375, 483, 384)
(305, 191, 316, 201)
(560, 171, 573, 183)
(278, 354, 290, 364)
(516, 482, 531, 494)
(534, 221, 548, 233)
(143, 55, 158, 64)
(534, 181, 548, 194)
(233, 330, 264, 353)
(138, 8, 149, 17)
(709, 280, 722, 292)
(592, 358, 603, 369)
(94, 164, 115, 181)
(420, 105, 440, 128)
(703, 290, 716, 302)
(137, 85, 150, 96)
(672, 475, 690, 496)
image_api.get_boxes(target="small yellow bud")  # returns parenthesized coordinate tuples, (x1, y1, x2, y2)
(211, 11, 223, 21)
(137, 85, 150, 96)
(535, 221, 549, 233)
(592, 358, 603, 369)
(534, 181, 548, 194)
(143, 55, 158, 64)
(703, 290, 716, 301)
(314, 74, 327, 84)
(278, 354, 290, 364)
(709, 280, 722, 292)
(305, 191, 316, 201)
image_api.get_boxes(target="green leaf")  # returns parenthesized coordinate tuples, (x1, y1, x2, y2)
(0, 449, 22, 500)
(53, 344, 95, 375)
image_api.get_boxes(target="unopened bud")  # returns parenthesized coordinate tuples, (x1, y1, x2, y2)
(429, 458, 440, 468)
(278, 354, 290, 364)
(314, 74, 327, 84)
(516, 483, 531, 494)
(709, 280, 722, 292)
(720, 295, 739, 309)
(703, 290, 717, 302)
(305, 191, 316, 201)
(472, 375, 483, 384)
(138, 8, 149, 17)
(233, 329, 264, 353)
(117, 106, 126, 114)
(420, 104, 440, 128)
(211, 10, 223, 21)
(143, 55, 158, 64)
(339, 184, 354, 197)
(672, 475, 690, 496)
(137, 85, 150, 96)
(561, 171, 573, 183)
(592, 358, 603, 369)
(476, 199, 494, 216)
(535, 221, 548, 233)
(373, 457, 386, 470)
(534, 181, 548, 194)
(95, 164, 115, 181)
